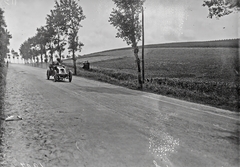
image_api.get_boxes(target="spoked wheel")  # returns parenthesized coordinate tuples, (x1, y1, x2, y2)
(54, 75, 57, 82)
(54, 70, 58, 82)
(69, 71, 72, 82)
(47, 70, 50, 80)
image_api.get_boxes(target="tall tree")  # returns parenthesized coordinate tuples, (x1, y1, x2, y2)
(45, 15, 57, 63)
(203, 0, 240, 18)
(19, 39, 32, 62)
(109, 0, 145, 89)
(28, 36, 40, 63)
(58, 0, 86, 75)
(36, 26, 49, 63)
(11, 49, 15, 60)
(46, 5, 67, 61)
(0, 8, 11, 62)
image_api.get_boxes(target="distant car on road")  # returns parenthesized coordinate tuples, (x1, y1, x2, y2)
(47, 62, 73, 82)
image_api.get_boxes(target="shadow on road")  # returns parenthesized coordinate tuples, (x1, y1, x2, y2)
(46, 79, 71, 83)
(78, 86, 137, 95)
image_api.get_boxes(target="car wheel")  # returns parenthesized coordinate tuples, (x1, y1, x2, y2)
(69, 72, 72, 82)
(54, 75, 59, 82)
(47, 70, 50, 80)
(54, 70, 58, 82)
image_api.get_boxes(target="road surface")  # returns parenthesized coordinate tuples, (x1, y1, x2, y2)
(0, 64, 239, 167)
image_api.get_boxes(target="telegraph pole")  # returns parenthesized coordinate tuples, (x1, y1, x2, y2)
(142, 6, 145, 83)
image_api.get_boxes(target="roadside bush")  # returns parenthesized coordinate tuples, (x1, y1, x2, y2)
(146, 77, 239, 111)
(151, 77, 237, 97)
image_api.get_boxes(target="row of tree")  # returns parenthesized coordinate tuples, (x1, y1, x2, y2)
(19, 0, 85, 74)
(0, 8, 11, 63)
(18, 0, 238, 88)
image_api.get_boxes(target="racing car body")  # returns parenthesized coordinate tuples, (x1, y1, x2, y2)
(47, 64, 73, 82)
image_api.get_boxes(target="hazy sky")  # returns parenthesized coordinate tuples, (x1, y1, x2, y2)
(1, 0, 239, 55)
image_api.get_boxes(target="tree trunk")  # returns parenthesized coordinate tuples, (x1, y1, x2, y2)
(237, 75, 240, 111)
(133, 46, 142, 89)
(50, 52, 53, 64)
(130, 7, 142, 89)
(43, 49, 47, 63)
(235, 54, 240, 110)
(57, 33, 62, 61)
(40, 53, 43, 64)
(59, 50, 62, 61)
(73, 49, 77, 75)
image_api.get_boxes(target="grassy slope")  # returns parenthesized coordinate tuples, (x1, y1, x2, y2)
(63, 40, 240, 112)
(0, 62, 7, 145)
(92, 47, 238, 82)
(0, 63, 7, 111)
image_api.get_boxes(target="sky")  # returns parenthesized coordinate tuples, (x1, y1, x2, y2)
(0, 0, 239, 55)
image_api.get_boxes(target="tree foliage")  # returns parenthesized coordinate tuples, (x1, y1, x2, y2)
(28, 36, 40, 61)
(0, 8, 11, 62)
(109, 0, 145, 47)
(11, 49, 19, 59)
(20, 36, 41, 62)
(45, 15, 57, 63)
(203, 0, 240, 18)
(19, 39, 31, 61)
(36, 26, 48, 62)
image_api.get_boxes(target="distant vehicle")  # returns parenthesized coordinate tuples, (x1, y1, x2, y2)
(47, 62, 73, 82)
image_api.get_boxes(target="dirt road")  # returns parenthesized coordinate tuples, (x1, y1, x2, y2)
(0, 64, 239, 167)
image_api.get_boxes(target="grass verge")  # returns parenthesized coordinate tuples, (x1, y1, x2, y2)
(0, 63, 7, 113)
(0, 62, 7, 147)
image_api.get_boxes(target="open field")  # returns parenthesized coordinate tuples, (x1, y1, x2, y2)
(63, 49, 133, 64)
(91, 47, 239, 82)
(63, 40, 240, 111)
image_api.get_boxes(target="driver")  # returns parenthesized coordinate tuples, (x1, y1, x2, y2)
(49, 58, 62, 70)
(56, 58, 62, 66)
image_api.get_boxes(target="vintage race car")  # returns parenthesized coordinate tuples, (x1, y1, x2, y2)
(47, 64, 73, 82)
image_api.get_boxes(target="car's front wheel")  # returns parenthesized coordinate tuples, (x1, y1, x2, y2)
(69, 71, 72, 82)
(54, 70, 58, 82)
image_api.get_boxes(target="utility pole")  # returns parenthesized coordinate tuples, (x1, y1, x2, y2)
(142, 6, 145, 83)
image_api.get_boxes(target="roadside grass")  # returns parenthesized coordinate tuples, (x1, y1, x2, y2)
(64, 47, 239, 112)
(0, 62, 7, 146)
(0, 63, 7, 112)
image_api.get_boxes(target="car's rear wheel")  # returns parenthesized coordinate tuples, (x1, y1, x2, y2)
(47, 70, 50, 80)
(69, 72, 72, 82)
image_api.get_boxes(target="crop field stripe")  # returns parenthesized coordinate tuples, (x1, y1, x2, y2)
(142, 95, 239, 121)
